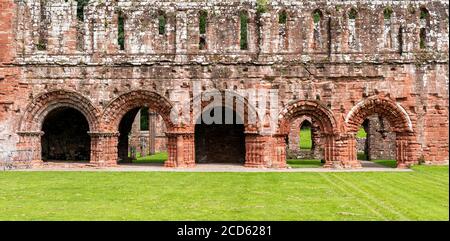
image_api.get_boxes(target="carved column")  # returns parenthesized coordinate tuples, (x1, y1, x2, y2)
(89, 132, 119, 167)
(322, 133, 338, 168)
(17, 131, 44, 166)
(244, 133, 264, 168)
(272, 134, 287, 168)
(164, 132, 195, 168)
(331, 133, 362, 169)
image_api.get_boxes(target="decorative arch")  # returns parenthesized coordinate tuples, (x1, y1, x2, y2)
(278, 100, 338, 135)
(190, 89, 261, 133)
(345, 96, 417, 168)
(19, 89, 99, 132)
(99, 90, 175, 132)
(345, 96, 413, 133)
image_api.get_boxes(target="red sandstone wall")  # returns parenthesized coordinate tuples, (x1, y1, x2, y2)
(0, 0, 448, 166)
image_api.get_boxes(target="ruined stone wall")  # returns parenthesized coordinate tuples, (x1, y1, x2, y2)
(0, 0, 448, 166)
(366, 115, 397, 160)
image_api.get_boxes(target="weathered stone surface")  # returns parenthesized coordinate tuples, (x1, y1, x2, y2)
(0, 0, 448, 168)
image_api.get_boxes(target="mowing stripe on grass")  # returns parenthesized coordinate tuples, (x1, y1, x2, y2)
(329, 173, 407, 220)
(320, 173, 387, 220)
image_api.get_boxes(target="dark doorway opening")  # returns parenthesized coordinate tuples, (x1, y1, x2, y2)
(41, 107, 91, 161)
(195, 106, 245, 164)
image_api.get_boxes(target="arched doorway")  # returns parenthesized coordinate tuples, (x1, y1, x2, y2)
(116, 107, 168, 164)
(18, 90, 99, 164)
(98, 90, 181, 166)
(279, 100, 339, 168)
(346, 97, 416, 168)
(41, 107, 91, 162)
(195, 106, 246, 164)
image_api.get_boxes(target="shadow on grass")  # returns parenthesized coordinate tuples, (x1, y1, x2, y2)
(372, 160, 397, 168)
(287, 159, 323, 168)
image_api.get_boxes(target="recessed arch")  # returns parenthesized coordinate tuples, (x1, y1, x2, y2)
(345, 96, 413, 133)
(99, 90, 175, 132)
(346, 96, 416, 168)
(19, 89, 99, 132)
(190, 89, 261, 133)
(278, 100, 338, 135)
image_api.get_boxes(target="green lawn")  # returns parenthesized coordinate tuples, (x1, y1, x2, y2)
(372, 160, 398, 168)
(287, 159, 323, 168)
(134, 152, 168, 164)
(300, 128, 312, 150)
(357, 128, 367, 138)
(0, 165, 447, 220)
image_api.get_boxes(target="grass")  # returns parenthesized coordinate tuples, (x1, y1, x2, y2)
(287, 159, 323, 168)
(373, 160, 398, 168)
(356, 128, 367, 138)
(134, 152, 168, 164)
(358, 152, 368, 161)
(135, 153, 323, 169)
(300, 128, 312, 150)
(0, 165, 447, 221)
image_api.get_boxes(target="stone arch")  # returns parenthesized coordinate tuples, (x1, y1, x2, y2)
(278, 100, 340, 168)
(17, 89, 99, 163)
(99, 90, 175, 132)
(345, 96, 417, 168)
(279, 100, 338, 135)
(190, 89, 261, 133)
(94, 90, 183, 167)
(19, 89, 99, 132)
(345, 96, 413, 133)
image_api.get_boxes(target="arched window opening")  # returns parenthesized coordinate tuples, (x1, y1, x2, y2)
(398, 25, 404, 54)
(76, 0, 89, 51)
(312, 9, 323, 50)
(158, 11, 166, 35)
(37, 0, 48, 51)
(199, 10, 208, 50)
(383, 6, 393, 49)
(419, 8, 430, 49)
(348, 8, 358, 49)
(278, 10, 288, 50)
(240, 10, 249, 50)
(299, 121, 313, 151)
(118, 11, 125, 50)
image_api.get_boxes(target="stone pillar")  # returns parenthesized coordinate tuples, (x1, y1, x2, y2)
(89, 132, 119, 167)
(244, 134, 286, 168)
(272, 134, 287, 168)
(17, 131, 43, 167)
(244, 133, 266, 168)
(164, 132, 195, 168)
(328, 133, 362, 169)
(148, 112, 157, 155)
(396, 132, 419, 168)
